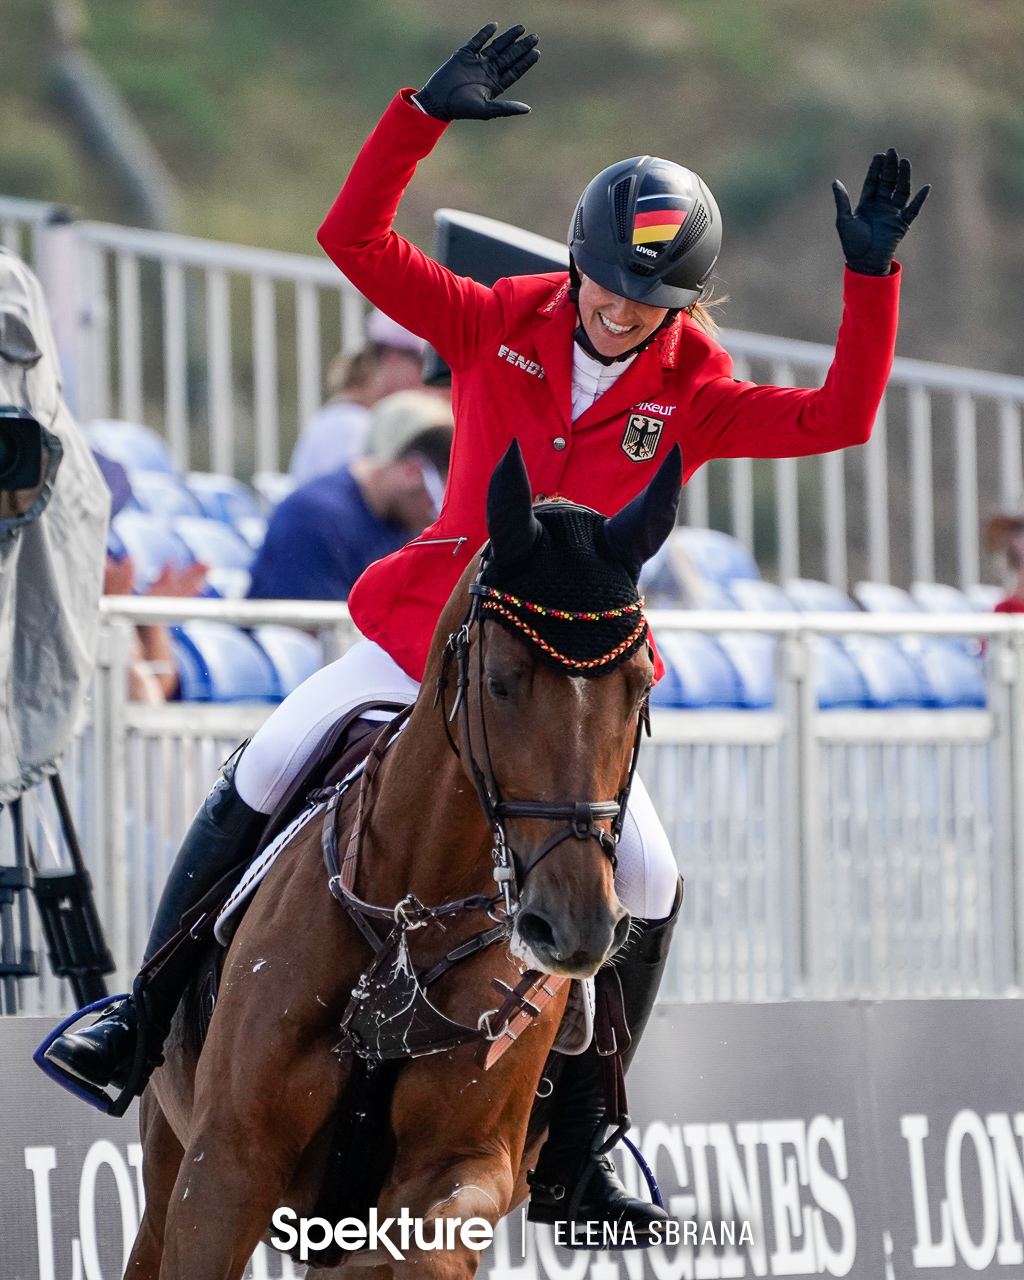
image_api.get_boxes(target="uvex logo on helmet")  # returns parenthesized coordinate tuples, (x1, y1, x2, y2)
(568, 156, 721, 310)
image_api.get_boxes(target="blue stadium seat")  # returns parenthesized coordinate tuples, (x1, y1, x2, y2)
(853, 582, 920, 613)
(640, 536, 742, 609)
(203, 568, 251, 600)
(128, 469, 203, 519)
(171, 622, 279, 702)
(967, 584, 1004, 611)
(235, 516, 268, 551)
(784, 578, 857, 612)
(815, 637, 870, 709)
(671, 527, 759, 586)
(253, 626, 323, 697)
(728, 579, 793, 612)
(911, 581, 974, 613)
(186, 472, 263, 526)
(901, 637, 986, 708)
(649, 631, 742, 709)
(111, 511, 194, 591)
(171, 517, 255, 570)
(716, 632, 775, 708)
(842, 636, 931, 708)
(87, 420, 176, 474)
(252, 471, 297, 511)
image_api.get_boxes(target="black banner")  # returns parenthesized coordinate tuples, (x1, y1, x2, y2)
(3, 1002, 1024, 1279)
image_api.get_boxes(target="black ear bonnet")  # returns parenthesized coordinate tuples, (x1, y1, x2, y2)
(478, 441, 681, 675)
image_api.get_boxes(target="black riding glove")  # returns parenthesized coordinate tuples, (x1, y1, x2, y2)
(415, 23, 540, 122)
(832, 148, 930, 276)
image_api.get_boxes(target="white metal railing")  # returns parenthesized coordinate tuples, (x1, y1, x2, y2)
(5, 598, 1024, 1016)
(4, 194, 1024, 586)
(0, 195, 58, 267)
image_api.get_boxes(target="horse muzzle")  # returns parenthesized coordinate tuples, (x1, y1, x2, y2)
(511, 900, 631, 978)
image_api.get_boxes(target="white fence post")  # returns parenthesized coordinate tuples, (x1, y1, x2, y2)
(866, 397, 890, 584)
(206, 267, 233, 475)
(296, 280, 322, 434)
(955, 391, 980, 589)
(116, 252, 143, 424)
(908, 385, 935, 584)
(252, 273, 279, 475)
(728, 356, 755, 554)
(685, 463, 709, 528)
(821, 449, 847, 590)
(1000, 399, 1023, 512)
(162, 260, 188, 469)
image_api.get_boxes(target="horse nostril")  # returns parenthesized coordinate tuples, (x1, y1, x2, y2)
(517, 911, 556, 955)
(612, 913, 632, 954)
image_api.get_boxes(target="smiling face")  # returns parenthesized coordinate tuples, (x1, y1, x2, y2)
(577, 273, 669, 359)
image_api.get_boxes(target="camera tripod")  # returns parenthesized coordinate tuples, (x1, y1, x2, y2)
(0, 774, 114, 1014)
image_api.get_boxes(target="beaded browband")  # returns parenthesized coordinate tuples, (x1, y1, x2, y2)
(468, 584, 649, 672)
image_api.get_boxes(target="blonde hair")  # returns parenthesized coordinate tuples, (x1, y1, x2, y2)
(684, 285, 726, 338)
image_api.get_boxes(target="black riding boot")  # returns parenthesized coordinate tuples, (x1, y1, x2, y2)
(528, 879, 683, 1244)
(45, 753, 267, 1095)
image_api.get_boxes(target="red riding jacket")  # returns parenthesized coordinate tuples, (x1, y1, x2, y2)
(318, 90, 901, 681)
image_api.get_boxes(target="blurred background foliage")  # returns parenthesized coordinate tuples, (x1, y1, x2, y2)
(3, 0, 1024, 373)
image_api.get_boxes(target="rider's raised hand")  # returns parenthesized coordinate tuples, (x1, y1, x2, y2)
(832, 148, 930, 276)
(414, 23, 540, 121)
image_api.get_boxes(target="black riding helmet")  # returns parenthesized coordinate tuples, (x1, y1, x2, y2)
(569, 155, 722, 310)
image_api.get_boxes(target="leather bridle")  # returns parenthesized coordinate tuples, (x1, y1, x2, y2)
(434, 554, 651, 916)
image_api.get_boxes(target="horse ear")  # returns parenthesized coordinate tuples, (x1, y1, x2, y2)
(603, 444, 683, 580)
(486, 439, 542, 565)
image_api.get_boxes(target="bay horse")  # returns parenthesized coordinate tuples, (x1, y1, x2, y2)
(126, 442, 681, 1279)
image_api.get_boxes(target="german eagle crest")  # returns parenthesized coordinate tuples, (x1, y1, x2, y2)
(621, 413, 665, 462)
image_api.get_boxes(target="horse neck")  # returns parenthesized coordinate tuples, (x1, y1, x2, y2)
(359, 694, 493, 907)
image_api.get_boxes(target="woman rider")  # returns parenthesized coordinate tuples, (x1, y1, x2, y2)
(50, 23, 929, 1239)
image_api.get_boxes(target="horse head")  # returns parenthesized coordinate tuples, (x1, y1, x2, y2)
(451, 439, 681, 979)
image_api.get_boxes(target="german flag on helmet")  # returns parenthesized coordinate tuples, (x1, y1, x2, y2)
(632, 167, 691, 248)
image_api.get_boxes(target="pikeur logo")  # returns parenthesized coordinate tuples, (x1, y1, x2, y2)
(622, 412, 665, 462)
(497, 344, 545, 378)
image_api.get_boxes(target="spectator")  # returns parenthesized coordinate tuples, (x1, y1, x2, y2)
(249, 391, 453, 602)
(95, 448, 207, 702)
(987, 512, 1024, 612)
(288, 309, 427, 485)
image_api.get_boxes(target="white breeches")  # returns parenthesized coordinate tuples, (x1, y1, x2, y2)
(235, 640, 679, 921)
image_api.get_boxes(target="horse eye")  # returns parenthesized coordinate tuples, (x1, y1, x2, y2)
(487, 677, 509, 699)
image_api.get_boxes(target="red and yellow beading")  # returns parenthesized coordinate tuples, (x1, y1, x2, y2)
(475, 587, 648, 671)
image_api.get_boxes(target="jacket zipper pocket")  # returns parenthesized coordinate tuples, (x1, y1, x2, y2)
(409, 536, 468, 555)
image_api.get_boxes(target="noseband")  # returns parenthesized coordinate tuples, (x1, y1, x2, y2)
(434, 560, 650, 917)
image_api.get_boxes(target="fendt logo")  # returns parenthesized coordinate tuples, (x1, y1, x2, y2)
(902, 1112, 1024, 1271)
